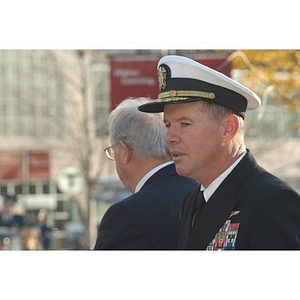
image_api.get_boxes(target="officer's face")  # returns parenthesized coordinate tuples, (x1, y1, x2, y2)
(164, 101, 224, 185)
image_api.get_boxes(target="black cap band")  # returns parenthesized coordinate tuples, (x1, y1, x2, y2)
(161, 77, 248, 113)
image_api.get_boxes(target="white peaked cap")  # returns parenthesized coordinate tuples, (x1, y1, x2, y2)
(139, 55, 261, 117)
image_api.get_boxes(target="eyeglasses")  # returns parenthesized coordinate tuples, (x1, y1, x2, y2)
(104, 145, 116, 161)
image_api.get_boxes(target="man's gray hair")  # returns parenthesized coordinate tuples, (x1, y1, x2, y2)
(108, 97, 170, 159)
(200, 101, 245, 135)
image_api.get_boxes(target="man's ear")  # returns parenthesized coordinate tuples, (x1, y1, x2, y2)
(222, 114, 239, 143)
(119, 140, 132, 164)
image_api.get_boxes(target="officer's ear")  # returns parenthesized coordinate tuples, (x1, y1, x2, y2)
(119, 140, 132, 164)
(221, 114, 240, 143)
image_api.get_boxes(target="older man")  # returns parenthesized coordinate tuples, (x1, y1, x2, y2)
(139, 55, 300, 250)
(94, 97, 199, 250)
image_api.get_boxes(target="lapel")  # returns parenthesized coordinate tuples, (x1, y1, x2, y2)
(186, 150, 258, 249)
(178, 188, 199, 249)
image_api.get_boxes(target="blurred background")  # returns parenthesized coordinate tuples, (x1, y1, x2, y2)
(0, 49, 299, 250)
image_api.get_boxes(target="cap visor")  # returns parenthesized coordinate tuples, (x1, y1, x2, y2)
(138, 97, 204, 113)
(138, 101, 165, 113)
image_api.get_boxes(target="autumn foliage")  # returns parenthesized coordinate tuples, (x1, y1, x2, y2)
(227, 50, 300, 110)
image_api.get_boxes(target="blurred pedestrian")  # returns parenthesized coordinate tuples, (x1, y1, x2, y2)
(31, 208, 52, 250)
(139, 55, 300, 250)
(18, 225, 43, 250)
(94, 97, 199, 250)
(0, 194, 28, 228)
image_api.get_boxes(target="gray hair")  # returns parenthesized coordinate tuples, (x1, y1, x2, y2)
(108, 97, 170, 159)
(199, 101, 245, 135)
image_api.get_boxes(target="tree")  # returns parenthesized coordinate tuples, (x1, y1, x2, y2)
(52, 50, 113, 248)
(224, 50, 300, 110)
(213, 50, 300, 136)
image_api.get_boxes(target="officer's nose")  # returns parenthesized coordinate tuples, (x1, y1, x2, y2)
(165, 127, 179, 145)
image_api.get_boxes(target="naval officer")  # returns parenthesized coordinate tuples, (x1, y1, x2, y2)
(139, 55, 300, 250)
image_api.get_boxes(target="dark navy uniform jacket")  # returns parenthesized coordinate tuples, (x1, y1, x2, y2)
(94, 163, 199, 250)
(178, 150, 300, 250)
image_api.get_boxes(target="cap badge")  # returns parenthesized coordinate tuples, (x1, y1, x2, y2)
(158, 66, 167, 91)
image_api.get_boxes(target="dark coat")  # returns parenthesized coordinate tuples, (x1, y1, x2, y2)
(94, 163, 199, 250)
(0, 214, 27, 228)
(178, 150, 300, 250)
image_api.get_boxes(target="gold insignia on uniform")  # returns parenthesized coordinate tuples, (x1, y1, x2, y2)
(158, 66, 167, 91)
(228, 210, 240, 219)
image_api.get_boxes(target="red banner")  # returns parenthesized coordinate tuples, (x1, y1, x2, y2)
(28, 151, 50, 182)
(110, 55, 231, 111)
(0, 151, 22, 182)
(110, 58, 159, 110)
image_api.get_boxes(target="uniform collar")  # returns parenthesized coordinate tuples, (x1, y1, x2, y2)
(201, 150, 247, 202)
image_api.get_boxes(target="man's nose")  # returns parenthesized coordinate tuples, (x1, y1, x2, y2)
(165, 127, 179, 145)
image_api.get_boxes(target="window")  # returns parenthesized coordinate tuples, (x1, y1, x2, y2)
(0, 50, 66, 139)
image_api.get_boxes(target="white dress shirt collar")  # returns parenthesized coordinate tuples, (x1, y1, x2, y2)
(135, 161, 174, 193)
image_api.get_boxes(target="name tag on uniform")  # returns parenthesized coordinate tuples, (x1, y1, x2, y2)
(206, 219, 240, 250)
